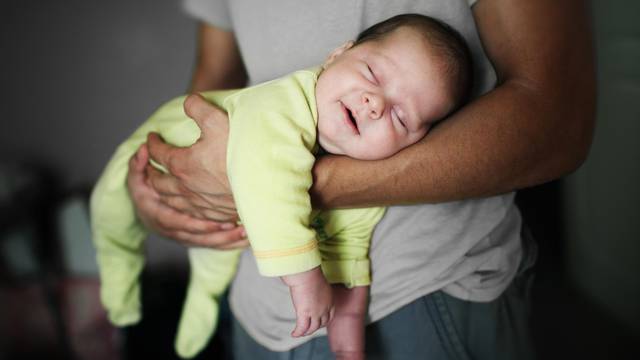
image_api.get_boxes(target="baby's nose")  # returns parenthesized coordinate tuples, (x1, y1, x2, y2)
(362, 92, 384, 119)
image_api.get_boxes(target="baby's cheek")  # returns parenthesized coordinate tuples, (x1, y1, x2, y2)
(378, 134, 402, 153)
(363, 139, 397, 160)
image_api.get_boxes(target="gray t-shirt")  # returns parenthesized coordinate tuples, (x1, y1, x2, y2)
(184, 0, 523, 351)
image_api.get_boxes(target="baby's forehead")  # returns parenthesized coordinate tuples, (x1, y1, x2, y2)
(374, 26, 436, 50)
(369, 30, 444, 68)
(374, 34, 449, 82)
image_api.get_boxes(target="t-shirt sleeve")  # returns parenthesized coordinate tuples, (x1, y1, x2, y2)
(182, 0, 232, 30)
(224, 74, 321, 277)
(467, 0, 478, 6)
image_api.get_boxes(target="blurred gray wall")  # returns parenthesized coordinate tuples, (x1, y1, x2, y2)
(564, 0, 640, 336)
(0, 0, 198, 265)
(0, 0, 196, 189)
(0, 0, 638, 338)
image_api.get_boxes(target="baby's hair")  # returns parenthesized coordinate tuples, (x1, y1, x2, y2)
(355, 14, 473, 111)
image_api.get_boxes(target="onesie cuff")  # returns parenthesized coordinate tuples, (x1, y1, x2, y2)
(321, 259, 371, 288)
(253, 245, 322, 277)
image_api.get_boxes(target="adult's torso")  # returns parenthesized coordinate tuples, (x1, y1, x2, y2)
(184, 0, 523, 351)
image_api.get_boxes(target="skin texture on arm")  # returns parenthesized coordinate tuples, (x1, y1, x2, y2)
(144, 0, 595, 237)
(310, 0, 596, 208)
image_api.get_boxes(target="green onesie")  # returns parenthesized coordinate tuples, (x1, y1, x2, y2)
(90, 68, 384, 358)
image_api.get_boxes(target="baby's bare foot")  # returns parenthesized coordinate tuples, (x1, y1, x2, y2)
(281, 267, 334, 337)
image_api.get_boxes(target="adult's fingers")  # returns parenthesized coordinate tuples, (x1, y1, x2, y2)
(170, 227, 248, 249)
(196, 206, 240, 223)
(183, 93, 228, 136)
(161, 195, 196, 215)
(152, 204, 223, 234)
(212, 237, 249, 250)
(146, 132, 191, 179)
(145, 200, 247, 248)
(147, 165, 237, 221)
(129, 145, 149, 173)
(127, 145, 152, 190)
(145, 163, 183, 196)
(146, 165, 213, 209)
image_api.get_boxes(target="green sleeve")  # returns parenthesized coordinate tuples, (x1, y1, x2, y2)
(316, 207, 385, 287)
(224, 71, 322, 277)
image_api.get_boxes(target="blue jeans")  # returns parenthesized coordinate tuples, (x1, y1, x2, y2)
(232, 230, 537, 360)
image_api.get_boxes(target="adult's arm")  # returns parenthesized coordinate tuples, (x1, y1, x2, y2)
(126, 23, 248, 247)
(146, 0, 595, 221)
(310, 0, 596, 207)
(188, 23, 247, 92)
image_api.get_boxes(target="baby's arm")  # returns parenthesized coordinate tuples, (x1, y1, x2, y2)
(224, 73, 329, 335)
(315, 207, 385, 357)
(281, 267, 334, 337)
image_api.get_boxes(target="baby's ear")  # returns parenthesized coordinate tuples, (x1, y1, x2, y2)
(323, 41, 355, 68)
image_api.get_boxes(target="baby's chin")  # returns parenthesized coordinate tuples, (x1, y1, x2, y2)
(346, 146, 398, 161)
(341, 147, 388, 160)
(317, 134, 344, 156)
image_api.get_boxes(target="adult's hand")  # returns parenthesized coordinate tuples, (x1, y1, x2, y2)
(145, 93, 242, 223)
(127, 141, 247, 249)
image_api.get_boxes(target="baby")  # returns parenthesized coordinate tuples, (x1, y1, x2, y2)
(91, 14, 471, 359)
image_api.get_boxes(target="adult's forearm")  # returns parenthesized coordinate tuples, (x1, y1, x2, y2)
(310, 0, 595, 209)
(311, 79, 594, 208)
(189, 23, 247, 92)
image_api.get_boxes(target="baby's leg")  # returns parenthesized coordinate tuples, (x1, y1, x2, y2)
(327, 285, 368, 360)
(91, 95, 199, 325)
(92, 91, 235, 333)
(281, 266, 334, 337)
(175, 247, 241, 358)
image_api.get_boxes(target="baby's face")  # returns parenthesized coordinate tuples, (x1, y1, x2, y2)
(316, 27, 455, 160)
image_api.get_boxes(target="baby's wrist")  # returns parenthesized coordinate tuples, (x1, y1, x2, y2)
(280, 266, 324, 287)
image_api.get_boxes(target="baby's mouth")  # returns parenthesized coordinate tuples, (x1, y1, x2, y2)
(342, 103, 359, 134)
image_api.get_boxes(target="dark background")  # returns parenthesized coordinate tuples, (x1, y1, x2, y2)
(1, 0, 638, 359)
